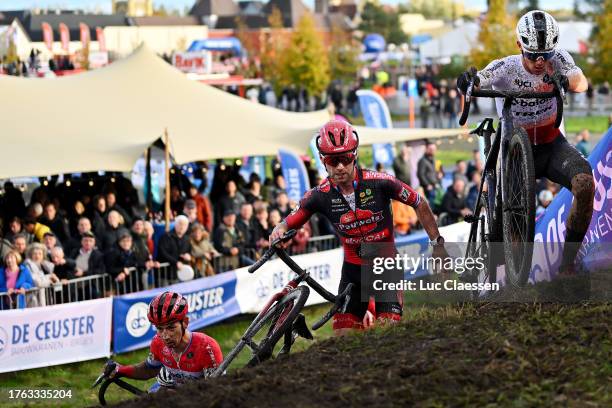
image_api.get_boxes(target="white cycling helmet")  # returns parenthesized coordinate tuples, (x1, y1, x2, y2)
(516, 10, 559, 53)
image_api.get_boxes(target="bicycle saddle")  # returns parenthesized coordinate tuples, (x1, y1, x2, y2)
(470, 118, 495, 136)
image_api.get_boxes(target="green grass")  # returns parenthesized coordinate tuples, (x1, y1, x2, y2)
(0, 303, 335, 408)
(564, 115, 609, 134)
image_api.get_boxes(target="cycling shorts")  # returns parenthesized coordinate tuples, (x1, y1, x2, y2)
(332, 262, 402, 330)
(532, 135, 592, 189)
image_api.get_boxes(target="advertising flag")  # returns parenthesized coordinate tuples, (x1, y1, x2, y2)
(41, 22, 53, 51)
(356, 90, 395, 170)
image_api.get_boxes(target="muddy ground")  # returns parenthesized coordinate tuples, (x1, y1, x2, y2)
(113, 302, 611, 408)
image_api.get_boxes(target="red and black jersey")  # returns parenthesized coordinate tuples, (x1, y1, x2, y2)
(145, 332, 222, 385)
(285, 167, 421, 265)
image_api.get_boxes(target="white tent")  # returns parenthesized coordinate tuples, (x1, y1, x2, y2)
(419, 23, 478, 61)
(420, 21, 593, 61)
(0, 45, 463, 179)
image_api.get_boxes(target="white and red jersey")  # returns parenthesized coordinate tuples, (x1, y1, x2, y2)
(285, 167, 421, 265)
(145, 332, 222, 386)
(477, 50, 583, 144)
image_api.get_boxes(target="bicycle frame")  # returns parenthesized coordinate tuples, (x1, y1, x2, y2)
(211, 244, 348, 377)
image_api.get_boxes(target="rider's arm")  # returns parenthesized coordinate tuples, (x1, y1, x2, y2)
(554, 49, 587, 93)
(114, 360, 160, 380)
(415, 200, 443, 242)
(476, 58, 509, 89)
(271, 189, 317, 244)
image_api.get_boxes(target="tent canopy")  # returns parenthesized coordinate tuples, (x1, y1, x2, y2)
(0, 45, 463, 179)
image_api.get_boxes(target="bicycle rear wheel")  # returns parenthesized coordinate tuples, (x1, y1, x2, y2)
(245, 285, 310, 367)
(502, 127, 535, 286)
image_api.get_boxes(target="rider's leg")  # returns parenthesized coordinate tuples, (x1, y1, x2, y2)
(561, 173, 595, 270)
(333, 262, 364, 335)
(543, 137, 595, 272)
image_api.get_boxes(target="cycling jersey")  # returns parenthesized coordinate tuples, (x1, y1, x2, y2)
(285, 167, 421, 265)
(145, 331, 222, 388)
(477, 50, 583, 145)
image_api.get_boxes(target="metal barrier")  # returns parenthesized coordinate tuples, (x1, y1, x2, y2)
(113, 263, 173, 295)
(288, 234, 340, 256)
(45, 274, 113, 305)
(1, 238, 342, 310)
(0, 287, 47, 310)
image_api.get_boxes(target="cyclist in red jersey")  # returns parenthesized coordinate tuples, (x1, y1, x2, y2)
(270, 119, 446, 333)
(109, 291, 223, 392)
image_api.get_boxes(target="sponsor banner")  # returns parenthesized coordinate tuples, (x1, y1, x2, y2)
(310, 136, 327, 178)
(279, 148, 311, 203)
(113, 272, 239, 354)
(0, 298, 112, 373)
(59, 23, 69, 52)
(235, 249, 344, 314)
(96, 27, 106, 51)
(356, 90, 395, 169)
(530, 127, 612, 282)
(172, 51, 211, 74)
(188, 37, 242, 54)
(41, 22, 53, 51)
(79, 22, 89, 47)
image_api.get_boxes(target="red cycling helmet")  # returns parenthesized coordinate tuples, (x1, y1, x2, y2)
(148, 291, 188, 326)
(316, 119, 359, 156)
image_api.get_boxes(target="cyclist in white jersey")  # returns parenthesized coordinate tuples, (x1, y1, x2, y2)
(457, 10, 595, 274)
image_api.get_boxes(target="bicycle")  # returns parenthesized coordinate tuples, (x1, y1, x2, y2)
(209, 229, 353, 377)
(459, 67, 566, 291)
(92, 360, 145, 406)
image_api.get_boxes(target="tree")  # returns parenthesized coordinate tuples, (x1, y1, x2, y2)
(328, 25, 360, 83)
(235, 16, 259, 77)
(359, 2, 409, 45)
(260, 6, 286, 89)
(469, 0, 517, 69)
(278, 13, 330, 97)
(589, 0, 612, 83)
(402, 0, 466, 21)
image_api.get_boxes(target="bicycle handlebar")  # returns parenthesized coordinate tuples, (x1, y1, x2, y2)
(458, 68, 565, 128)
(92, 360, 145, 406)
(248, 229, 297, 273)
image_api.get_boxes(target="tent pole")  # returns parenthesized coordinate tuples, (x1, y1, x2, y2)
(145, 146, 152, 215)
(164, 128, 171, 232)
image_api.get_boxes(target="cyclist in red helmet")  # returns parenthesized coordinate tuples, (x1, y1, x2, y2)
(270, 119, 446, 333)
(108, 291, 223, 392)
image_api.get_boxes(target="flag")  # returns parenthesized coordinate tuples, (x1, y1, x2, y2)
(59, 23, 70, 52)
(79, 23, 90, 47)
(96, 27, 106, 52)
(356, 89, 395, 170)
(41, 22, 53, 51)
(279, 149, 311, 203)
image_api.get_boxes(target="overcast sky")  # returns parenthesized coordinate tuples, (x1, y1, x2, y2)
(2, 0, 580, 13)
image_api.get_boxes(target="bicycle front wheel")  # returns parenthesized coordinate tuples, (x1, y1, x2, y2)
(502, 127, 535, 286)
(245, 285, 310, 367)
(465, 191, 498, 300)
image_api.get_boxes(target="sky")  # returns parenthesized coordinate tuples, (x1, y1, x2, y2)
(1, 0, 580, 13)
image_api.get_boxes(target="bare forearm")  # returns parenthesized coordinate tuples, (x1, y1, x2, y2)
(569, 72, 588, 93)
(415, 200, 442, 240)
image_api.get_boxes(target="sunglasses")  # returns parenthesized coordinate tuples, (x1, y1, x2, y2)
(322, 153, 355, 167)
(522, 50, 555, 61)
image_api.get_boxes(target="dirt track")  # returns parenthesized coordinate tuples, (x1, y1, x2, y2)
(113, 302, 611, 408)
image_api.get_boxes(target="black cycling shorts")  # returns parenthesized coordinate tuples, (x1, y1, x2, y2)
(532, 135, 592, 189)
(338, 262, 403, 318)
